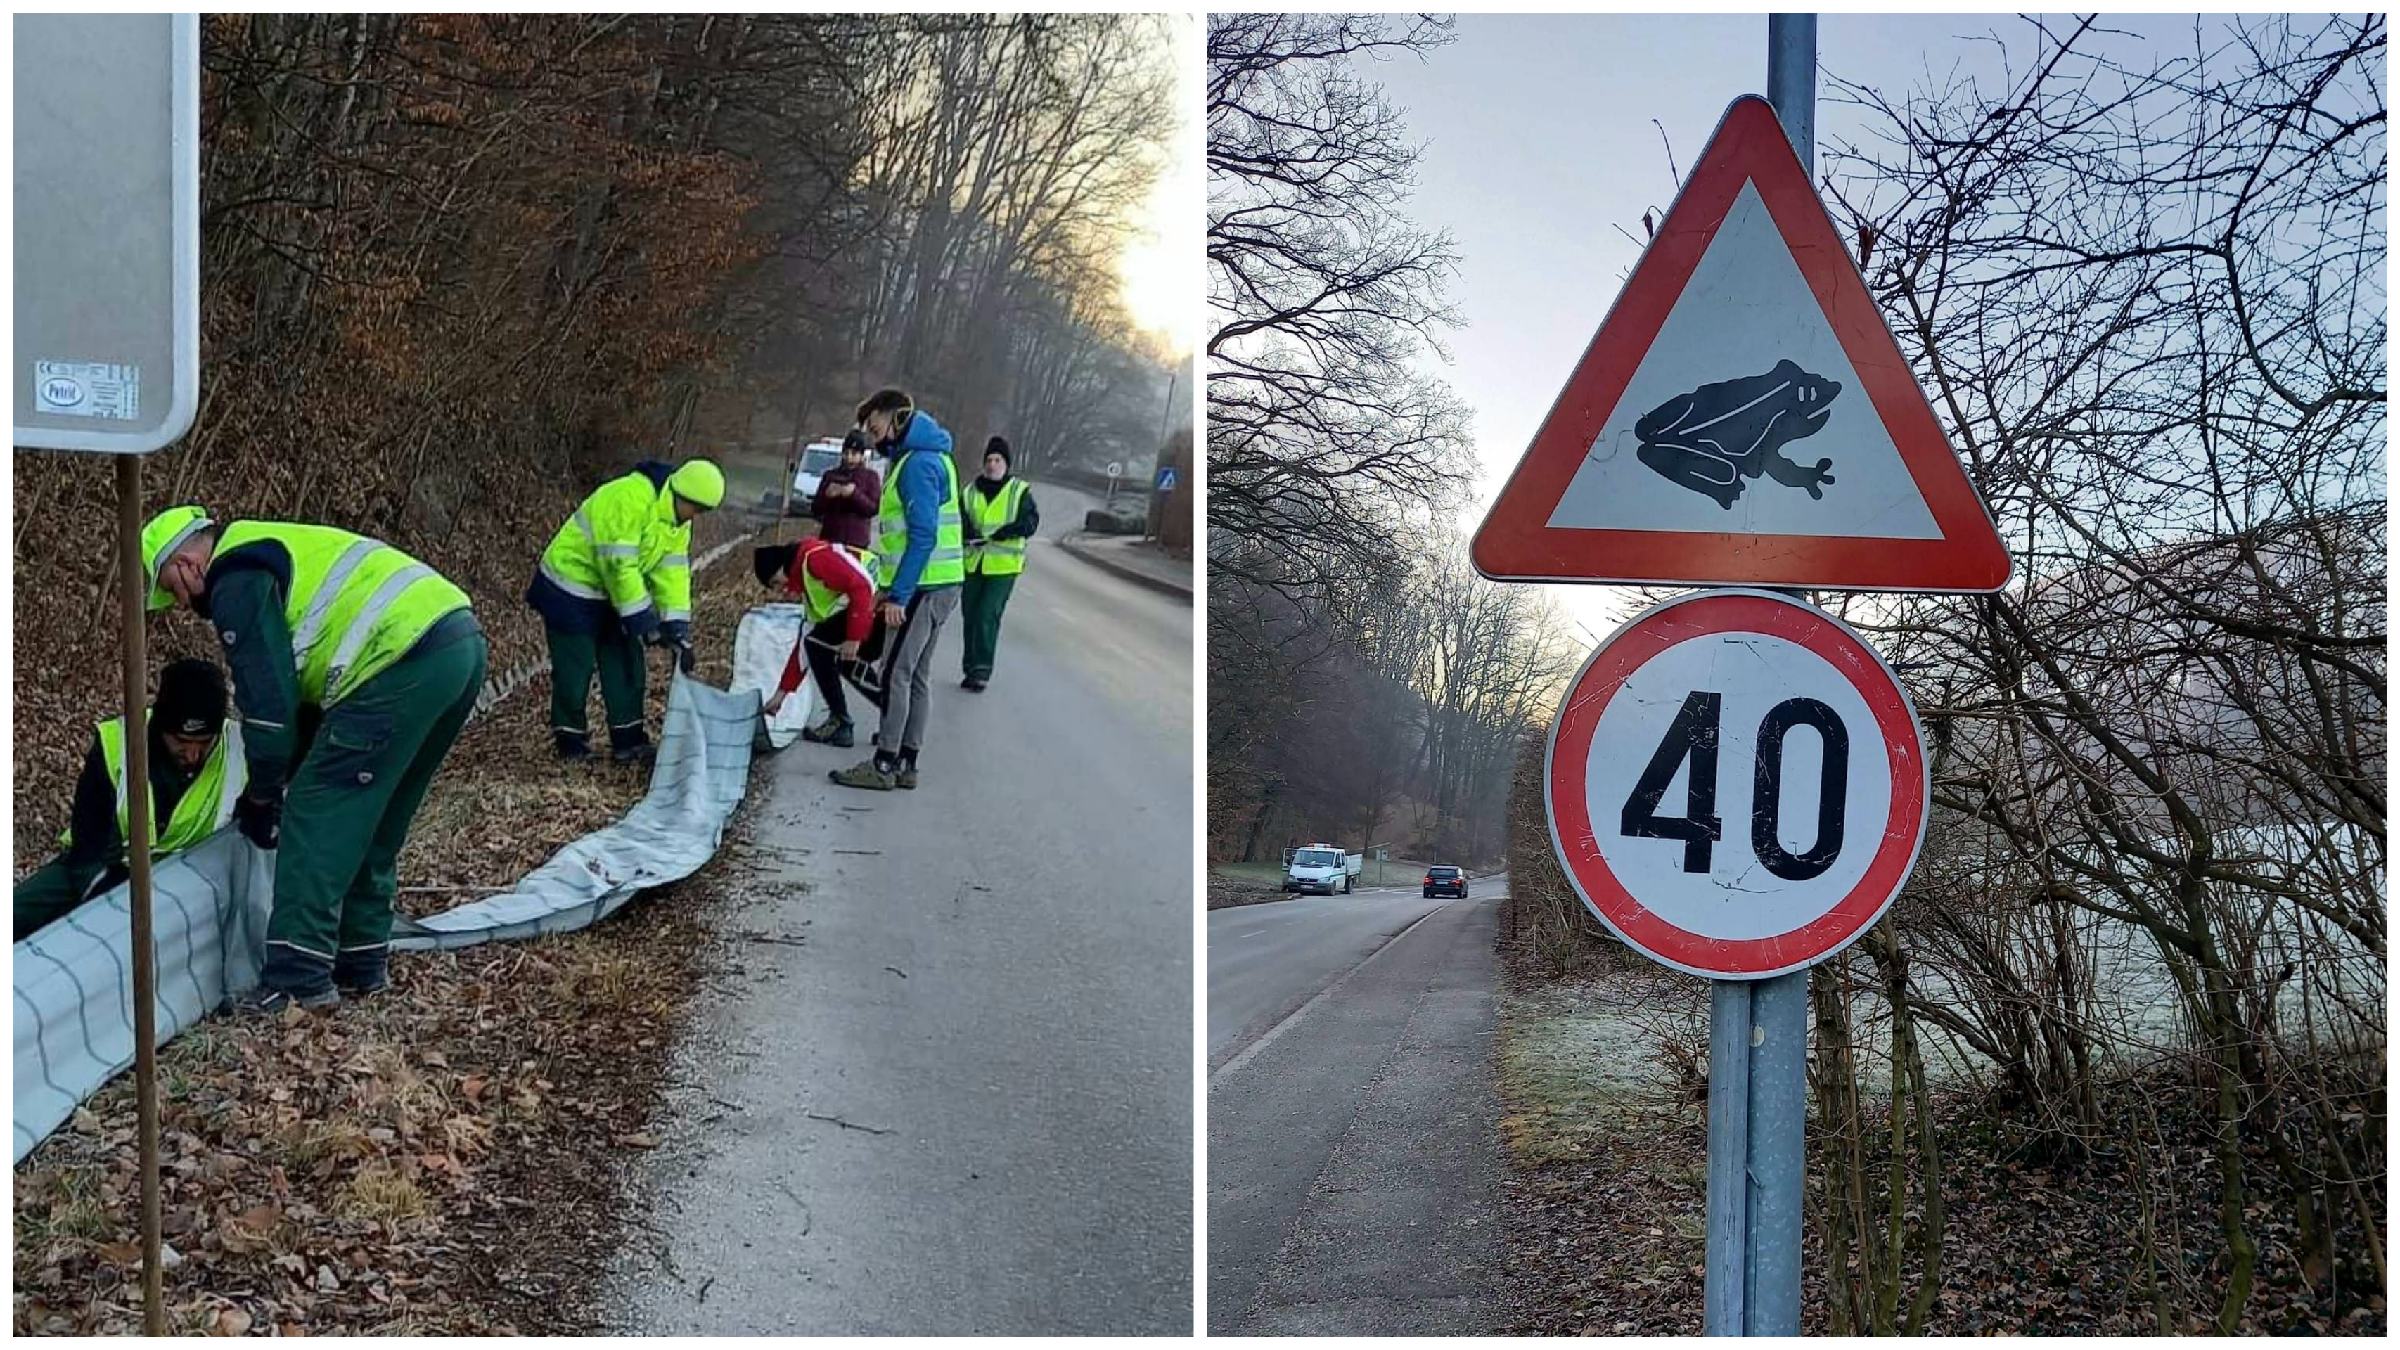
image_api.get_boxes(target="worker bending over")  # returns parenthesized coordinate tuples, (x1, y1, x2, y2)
(959, 435, 1039, 691)
(753, 520, 882, 747)
(143, 506, 487, 1012)
(14, 658, 245, 940)
(527, 458, 725, 762)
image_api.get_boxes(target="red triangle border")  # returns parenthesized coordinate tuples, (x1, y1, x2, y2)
(1471, 95, 2011, 593)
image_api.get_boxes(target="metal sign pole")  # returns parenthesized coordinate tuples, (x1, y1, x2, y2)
(117, 455, 166, 1334)
(1703, 12, 1817, 1337)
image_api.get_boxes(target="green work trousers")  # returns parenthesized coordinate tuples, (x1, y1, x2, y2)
(547, 623, 648, 751)
(264, 632, 488, 982)
(14, 857, 95, 941)
(960, 570, 1019, 682)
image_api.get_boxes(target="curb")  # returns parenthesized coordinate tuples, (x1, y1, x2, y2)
(1057, 533, 1194, 602)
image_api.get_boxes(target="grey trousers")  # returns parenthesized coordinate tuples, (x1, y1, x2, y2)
(875, 584, 961, 757)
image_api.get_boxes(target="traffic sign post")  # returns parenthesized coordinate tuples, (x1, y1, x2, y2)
(1106, 458, 1125, 508)
(1550, 585, 1928, 1335)
(1472, 13, 2005, 1335)
(14, 14, 201, 1335)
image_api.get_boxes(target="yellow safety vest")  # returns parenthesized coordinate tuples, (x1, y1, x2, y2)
(873, 449, 966, 590)
(60, 714, 247, 855)
(965, 479, 1030, 577)
(797, 541, 877, 625)
(216, 521, 472, 705)
(538, 472, 694, 626)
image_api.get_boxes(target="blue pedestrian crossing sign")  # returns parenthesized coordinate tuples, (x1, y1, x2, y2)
(1156, 466, 1180, 492)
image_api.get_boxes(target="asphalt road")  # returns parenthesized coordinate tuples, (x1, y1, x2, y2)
(1207, 878, 1511, 1335)
(604, 508, 1192, 1335)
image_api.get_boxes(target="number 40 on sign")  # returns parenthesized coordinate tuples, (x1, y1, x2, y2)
(1544, 588, 1929, 980)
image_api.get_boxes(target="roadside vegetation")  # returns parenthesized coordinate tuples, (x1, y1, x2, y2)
(1498, 14, 2385, 1336)
(1205, 15, 1583, 872)
(16, 13, 1179, 1333)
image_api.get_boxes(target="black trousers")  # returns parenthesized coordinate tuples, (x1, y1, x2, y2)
(806, 613, 890, 722)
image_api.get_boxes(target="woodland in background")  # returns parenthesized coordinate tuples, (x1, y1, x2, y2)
(1205, 14, 1581, 866)
(15, 12, 1178, 859)
(1505, 14, 2384, 1333)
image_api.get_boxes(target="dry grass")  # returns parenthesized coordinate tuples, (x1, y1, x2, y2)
(12, 528, 776, 1335)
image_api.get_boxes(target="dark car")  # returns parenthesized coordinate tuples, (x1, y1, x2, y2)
(1423, 866, 1468, 899)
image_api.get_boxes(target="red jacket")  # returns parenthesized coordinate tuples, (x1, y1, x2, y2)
(780, 539, 877, 693)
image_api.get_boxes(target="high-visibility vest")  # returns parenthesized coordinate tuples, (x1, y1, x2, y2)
(60, 714, 247, 855)
(538, 472, 694, 626)
(216, 521, 472, 705)
(797, 540, 876, 625)
(965, 479, 1030, 577)
(873, 450, 965, 590)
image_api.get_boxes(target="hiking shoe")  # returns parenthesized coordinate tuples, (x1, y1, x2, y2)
(612, 741, 656, 766)
(801, 717, 854, 748)
(333, 952, 389, 996)
(239, 984, 340, 1016)
(960, 675, 988, 692)
(895, 765, 919, 790)
(830, 759, 896, 791)
(554, 734, 592, 761)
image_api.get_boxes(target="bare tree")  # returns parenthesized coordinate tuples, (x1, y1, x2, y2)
(1207, 13, 1472, 603)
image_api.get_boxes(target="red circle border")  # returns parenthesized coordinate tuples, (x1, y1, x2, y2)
(1545, 590, 1927, 978)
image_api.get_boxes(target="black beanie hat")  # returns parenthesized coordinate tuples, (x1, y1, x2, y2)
(154, 658, 226, 737)
(841, 428, 871, 455)
(984, 436, 1011, 466)
(753, 542, 800, 590)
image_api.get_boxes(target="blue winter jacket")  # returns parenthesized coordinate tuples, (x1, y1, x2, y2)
(886, 413, 960, 606)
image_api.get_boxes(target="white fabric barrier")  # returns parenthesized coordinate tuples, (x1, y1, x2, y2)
(13, 607, 811, 1164)
(13, 832, 275, 1162)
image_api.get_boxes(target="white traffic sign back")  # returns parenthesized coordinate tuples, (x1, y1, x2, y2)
(13, 13, 199, 454)
(1473, 95, 2009, 593)
(1546, 588, 1928, 979)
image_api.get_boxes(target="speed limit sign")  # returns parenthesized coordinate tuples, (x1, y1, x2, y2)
(1546, 588, 1927, 979)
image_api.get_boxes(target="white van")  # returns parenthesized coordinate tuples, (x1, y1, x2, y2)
(1284, 844, 1364, 895)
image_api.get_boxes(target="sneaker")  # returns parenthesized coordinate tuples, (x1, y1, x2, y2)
(239, 984, 340, 1016)
(961, 676, 988, 692)
(829, 758, 896, 791)
(895, 765, 919, 790)
(801, 717, 854, 748)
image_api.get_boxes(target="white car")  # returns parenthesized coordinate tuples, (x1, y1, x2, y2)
(792, 438, 848, 501)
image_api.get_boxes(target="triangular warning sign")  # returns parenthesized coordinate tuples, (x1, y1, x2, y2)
(1472, 95, 2012, 593)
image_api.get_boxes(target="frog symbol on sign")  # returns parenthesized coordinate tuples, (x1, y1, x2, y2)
(1634, 359, 1840, 510)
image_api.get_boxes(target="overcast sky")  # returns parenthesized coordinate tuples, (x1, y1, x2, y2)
(1371, 12, 2220, 637)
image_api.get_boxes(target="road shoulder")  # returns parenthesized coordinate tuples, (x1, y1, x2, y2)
(1209, 895, 1510, 1335)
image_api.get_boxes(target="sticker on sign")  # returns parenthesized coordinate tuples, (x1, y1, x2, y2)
(1545, 588, 1928, 979)
(33, 361, 142, 420)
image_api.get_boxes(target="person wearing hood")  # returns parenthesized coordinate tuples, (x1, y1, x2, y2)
(832, 388, 965, 792)
(140, 505, 486, 1011)
(15, 658, 247, 939)
(958, 435, 1039, 691)
(527, 457, 725, 763)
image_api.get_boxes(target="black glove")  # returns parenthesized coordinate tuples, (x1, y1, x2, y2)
(234, 792, 282, 851)
(658, 618, 692, 647)
(621, 607, 662, 644)
(675, 640, 697, 675)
